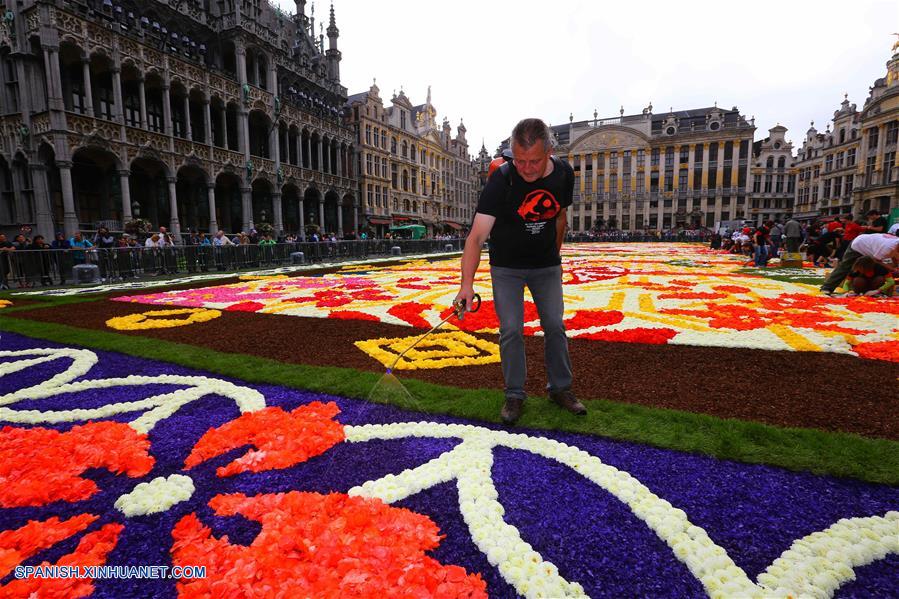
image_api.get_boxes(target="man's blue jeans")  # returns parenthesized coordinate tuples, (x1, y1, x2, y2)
(754, 244, 768, 267)
(490, 264, 572, 400)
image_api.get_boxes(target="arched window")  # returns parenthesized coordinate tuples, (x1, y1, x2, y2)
(777, 156, 785, 169)
(411, 144, 417, 162)
(766, 157, 774, 169)
(412, 200, 418, 213)
(391, 137, 397, 154)
(402, 169, 409, 191)
(402, 141, 408, 158)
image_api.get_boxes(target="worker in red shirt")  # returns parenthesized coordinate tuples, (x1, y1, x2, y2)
(837, 214, 865, 260)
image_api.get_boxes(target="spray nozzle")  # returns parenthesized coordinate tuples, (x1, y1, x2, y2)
(452, 294, 481, 320)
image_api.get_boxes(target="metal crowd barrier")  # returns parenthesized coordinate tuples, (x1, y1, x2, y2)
(567, 233, 713, 243)
(0, 238, 465, 288)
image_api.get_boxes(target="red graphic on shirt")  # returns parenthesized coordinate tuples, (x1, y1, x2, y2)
(517, 189, 560, 221)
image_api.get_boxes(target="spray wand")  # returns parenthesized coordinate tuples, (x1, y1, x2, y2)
(386, 294, 482, 374)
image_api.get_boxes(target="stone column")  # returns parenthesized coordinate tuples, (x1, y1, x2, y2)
(298, 196, 306, 241)
(603, 153, 610, 194)
(30, 164, 54, 241)
(271, 124, 280, 165)
(353, 204, 359, 237)
(236, 45, 248, 89)
(167, 177, 181, 240)
(268, 61, 277, 95)
(119, 170, 132, 222)
(672, 145, 681, 193)
(239, 111, 250, 160)
(183, 95, 192, 140)
(317, 138, 323, 172)
(701, 142, 710, 189)
(730, 140, 741, 189)
(241, 186, 253, 231)
(207, 184, 217, 233)
(715, 143, 724, 188)
(220, 108, 228, 149)
(81, 58, 94, 117)
(687, 144, 696, 211)
(111, 65, 124, 124)
(162, 81, 173, 137)
(616, 152, 625, 228)
(318, 199, 325, 230)
(42, 45, 64, 112)
(203, 99, 212, 146)
(272, 191, 283, 234)
(874, 123, 886, 174)
(58, 161, 79, 236)
(337, 199, 343, 235)
(336, 147, 342, 179)
(138, 77, 148, 129)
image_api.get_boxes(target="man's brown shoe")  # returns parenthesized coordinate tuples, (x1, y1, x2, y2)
(549, 390, 587, 415)
(501, 397, 524, 424)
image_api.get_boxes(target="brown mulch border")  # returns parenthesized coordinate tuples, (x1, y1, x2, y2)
(10, 298, 899, 441)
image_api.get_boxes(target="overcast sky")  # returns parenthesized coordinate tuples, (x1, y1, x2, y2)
(279, 0, 898, 156)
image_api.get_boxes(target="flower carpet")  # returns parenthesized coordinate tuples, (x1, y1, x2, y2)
(109, 244, 899, 362)
(0, 331, 897, 598)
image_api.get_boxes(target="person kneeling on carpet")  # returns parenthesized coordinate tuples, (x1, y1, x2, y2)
(833, 256, 895, 297)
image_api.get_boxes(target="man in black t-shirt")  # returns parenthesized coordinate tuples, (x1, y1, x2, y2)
(455, 118, 584, 424)
(863, 209, 887, 234)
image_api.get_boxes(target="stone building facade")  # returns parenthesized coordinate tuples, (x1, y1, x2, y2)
(793, 98, 862, 222)
(854, 44, 899, 217)
(749, 125, 796, 225)
(499, 105, 755, 232)
(344, 82, 477, 237)
(793, 44, 898, 222)
(0, 0, 358, 242)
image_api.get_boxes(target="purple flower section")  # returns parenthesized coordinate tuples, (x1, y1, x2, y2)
(0, 331, 897, 598)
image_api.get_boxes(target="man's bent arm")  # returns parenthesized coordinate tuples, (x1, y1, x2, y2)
(556, 208, 568, 253)
(456, 213, 496, 308)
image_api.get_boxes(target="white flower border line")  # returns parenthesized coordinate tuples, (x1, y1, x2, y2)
(346, 423, 898, 599)
(0, 347, 895, 598)
(0, 348, 265, 433)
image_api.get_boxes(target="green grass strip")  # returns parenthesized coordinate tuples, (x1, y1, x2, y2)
(0, 293, 106, 313)
(1, 314, 897, 485)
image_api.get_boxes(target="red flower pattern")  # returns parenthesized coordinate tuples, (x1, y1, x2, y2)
(172, 491, 488, 598)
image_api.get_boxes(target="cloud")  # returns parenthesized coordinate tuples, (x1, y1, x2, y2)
(280, 0, 897, 154)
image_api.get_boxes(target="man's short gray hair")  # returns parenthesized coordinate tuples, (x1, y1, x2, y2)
(510, 118, 554, 153)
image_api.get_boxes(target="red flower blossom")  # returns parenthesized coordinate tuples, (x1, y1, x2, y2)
(853, 340, 899, 363)
(329, 310, 381, 322)
(713, 285, 751, 294)
(1, 523, 123, 598)
(224, 301, 266, 312)
(658, 292, 728, 300)
(388, 301, 434, 329)
(440, 300, 540, 333)
(184, 402, 345, 477)
(0, 514, 97, 578)
(0, 422, 154, 508)
(564, 310, 625, 330)
(172, 491, 487, 598)
(578, 327, 678, 344)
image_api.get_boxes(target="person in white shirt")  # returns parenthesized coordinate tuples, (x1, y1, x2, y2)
(144, 234, 160, 248)
(212, 230, 234, 246)
(888, 222, 899, 236)
(820, 233, 899, 294)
